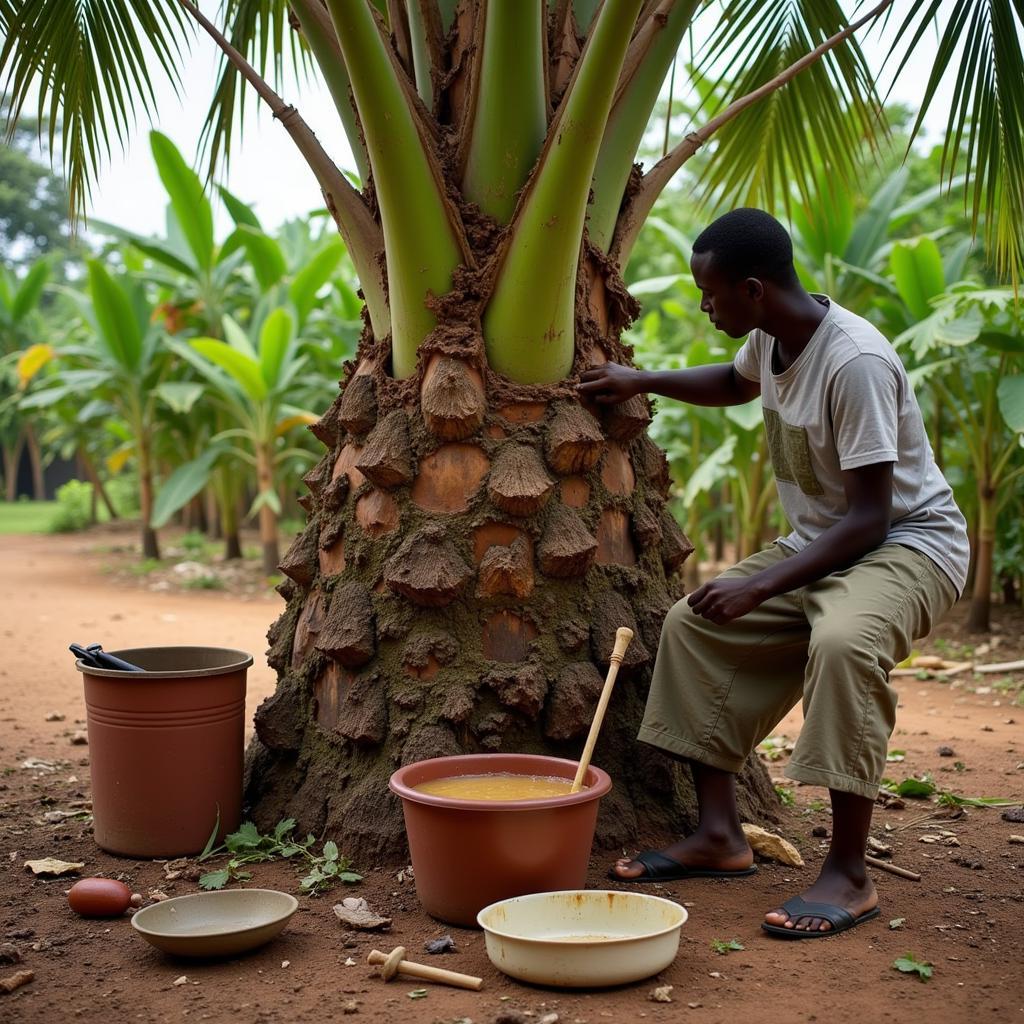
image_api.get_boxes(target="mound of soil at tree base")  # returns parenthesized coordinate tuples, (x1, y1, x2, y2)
(0, 533, 1021, 1023)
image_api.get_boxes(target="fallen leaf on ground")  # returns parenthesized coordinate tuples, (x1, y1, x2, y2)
(741, 823, 804, 866)
(20, 758, 60, 772)
(1008, 835, 1024, 845)
(23, 858, 84, 877)
(889, 918, 906, 930)
(650, 985, 673, 1002)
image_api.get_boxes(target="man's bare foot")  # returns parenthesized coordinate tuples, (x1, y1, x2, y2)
(611, 830, 753, 879)
(764, 867, 877, 932)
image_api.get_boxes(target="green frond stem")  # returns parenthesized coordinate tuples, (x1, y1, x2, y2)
(326, 0, 469, 380)
(176, 0, 389, 340)
(611, 0, 895, 267)
(406, 0, 444, 111)
(461, 0, 548, 224)
(548, 0, 580, 100)
(588, 0, 700, 253)
(385, 0, 414, 75)
(483, 0, 644, 385)
(291, 0, 370, 182)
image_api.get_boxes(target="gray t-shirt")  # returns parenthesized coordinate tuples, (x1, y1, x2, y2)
(733, 296, 969, 595)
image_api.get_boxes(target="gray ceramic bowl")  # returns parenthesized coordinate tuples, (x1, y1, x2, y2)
(131, 889, 298, 957)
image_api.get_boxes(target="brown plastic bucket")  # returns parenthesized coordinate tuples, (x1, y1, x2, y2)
(76, 647, 252, 858)
(389, 753, 612, 927)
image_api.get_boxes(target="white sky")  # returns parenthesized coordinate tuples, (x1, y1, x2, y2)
(76, 3, 956, 240)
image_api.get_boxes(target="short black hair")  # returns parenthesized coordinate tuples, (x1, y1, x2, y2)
(692, 208, 797, 286)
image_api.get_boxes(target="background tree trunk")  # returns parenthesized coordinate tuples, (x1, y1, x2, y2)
(3, 431, 26, 501)
(967, 486, 995, 632)
(24, 423, 45, 500)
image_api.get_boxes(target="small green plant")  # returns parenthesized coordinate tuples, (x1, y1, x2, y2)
(126, 557, 163, 576)
(893, 953, 933, 982)
(757, 736, 788, 762)
(198, 818, 362, 895)
(179, 531, 210, 557)
(49, 480, 94, 533)
(881, 775, 936, 799)
(935, 791, 1016, 808)
(183, 575, 224, 590)
(710, 938, 745, 955)
(807, 798, 827, 813)
(886, 749, 906, 762)
(774, 785, 795, 806)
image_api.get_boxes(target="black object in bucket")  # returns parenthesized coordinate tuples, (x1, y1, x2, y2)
(70, 643, 145, 672)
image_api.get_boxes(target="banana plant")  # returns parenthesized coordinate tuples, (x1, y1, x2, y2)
(895, 284, 1024, 632)
(168, 308, 320, 574)
(19, 261, 171, 557)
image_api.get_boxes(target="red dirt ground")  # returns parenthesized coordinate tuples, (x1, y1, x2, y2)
(1, 529, 1021, 1024)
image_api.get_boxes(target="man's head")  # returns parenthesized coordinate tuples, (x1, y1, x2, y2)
(690, 208, 799, 337)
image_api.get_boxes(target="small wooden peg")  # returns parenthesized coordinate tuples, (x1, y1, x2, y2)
(367, 947, 484, 991)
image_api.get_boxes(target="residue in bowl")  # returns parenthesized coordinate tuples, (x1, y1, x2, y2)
(412, 773, 582, 801)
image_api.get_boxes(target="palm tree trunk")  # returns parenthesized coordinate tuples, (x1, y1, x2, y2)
(256, 446, 280, 575)
(244, 258, 783, 862)
(966, 485, 995, 632)
(3, 431, 26, 501)
(79, 448, 118, 521)
(24, 423, 46, 500)
(205, 487, 221, 540)
(137, 436, 160, 561)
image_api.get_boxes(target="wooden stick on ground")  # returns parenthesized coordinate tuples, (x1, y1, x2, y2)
(865, 854, 921, 881)
(974, 659, 1024, 674)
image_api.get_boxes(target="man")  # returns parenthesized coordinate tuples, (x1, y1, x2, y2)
(578, 208, 967, 938)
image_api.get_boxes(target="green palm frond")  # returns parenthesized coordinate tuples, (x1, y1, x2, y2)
(0, 0, 188, 221)
(198, 0, 308, 181)
(884, 0, 1024, 288)
(693, 0, 884, 216)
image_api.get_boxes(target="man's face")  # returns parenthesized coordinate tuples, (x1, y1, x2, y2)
(689, 251, 763, 338)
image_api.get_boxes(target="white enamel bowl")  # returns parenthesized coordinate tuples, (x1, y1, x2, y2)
(477, 889, 687, 988)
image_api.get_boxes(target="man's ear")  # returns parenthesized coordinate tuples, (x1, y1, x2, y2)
(744, 277, 765, 301)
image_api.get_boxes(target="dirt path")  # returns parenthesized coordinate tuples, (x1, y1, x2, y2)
(0, 531, 1021, 1024)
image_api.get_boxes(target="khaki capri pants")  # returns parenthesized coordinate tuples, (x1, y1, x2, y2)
(639, 543, 957, 799)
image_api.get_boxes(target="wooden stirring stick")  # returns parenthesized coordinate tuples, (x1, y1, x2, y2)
(367, 947, 483, 991)
(571, 626, 633, 793)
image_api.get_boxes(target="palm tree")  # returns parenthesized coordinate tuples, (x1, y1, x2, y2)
(5, 0, 1022, 859)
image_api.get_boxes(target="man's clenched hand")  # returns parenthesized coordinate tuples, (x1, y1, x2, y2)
(687, 576, 770, 625)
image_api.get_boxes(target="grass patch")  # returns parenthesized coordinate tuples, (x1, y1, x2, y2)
(125, 558, 164, 576)
(0, 501, 61, 534)
(183, 575, 224, 590)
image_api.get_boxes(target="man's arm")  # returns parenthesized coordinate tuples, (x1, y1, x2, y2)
(577, 361, 760, 407)
(688, 461, 894, 625)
